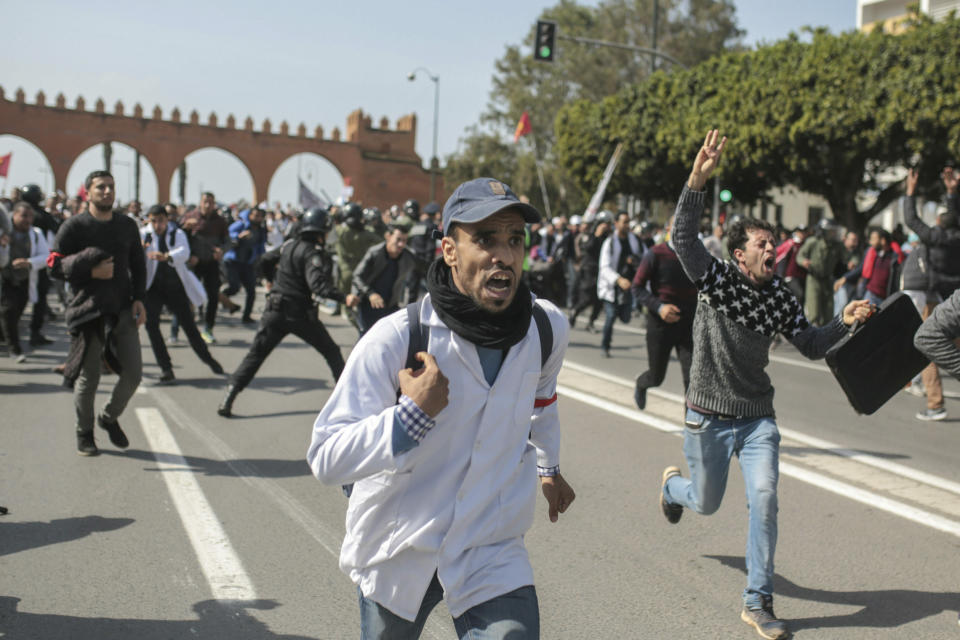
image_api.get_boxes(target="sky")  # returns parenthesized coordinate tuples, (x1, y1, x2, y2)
(0, 0, 856, 208)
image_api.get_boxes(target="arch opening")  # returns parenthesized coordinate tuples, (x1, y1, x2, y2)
(266, 152, 345, 210)
(169, 147, 255, 207)
(0, 134, 57, 198)
(66, 142, 160, 207)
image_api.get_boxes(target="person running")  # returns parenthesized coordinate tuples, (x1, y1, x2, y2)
(180, 192, 230, 343)
(48, 171, 146, 456)
(630, 214, 697, 410)
(597, 211, 642, 357)
(307, 177, 574, 640)
(0, 203, 49, 363)
(140, 205, 223, 384)
(661, 130, 874, 640)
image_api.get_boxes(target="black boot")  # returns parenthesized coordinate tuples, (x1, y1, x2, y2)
(218, 384, 240, 417)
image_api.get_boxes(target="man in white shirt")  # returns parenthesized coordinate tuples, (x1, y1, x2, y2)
(308, 177, 575, 640)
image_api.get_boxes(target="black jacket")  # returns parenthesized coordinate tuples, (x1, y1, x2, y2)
(262, 238, 344, 306)
(903, 195, 960, 296)
(351, 242, 424, 307)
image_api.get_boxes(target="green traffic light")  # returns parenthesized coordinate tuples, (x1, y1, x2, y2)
(719, 189, 733, 202)
(539, 46, 551, 58)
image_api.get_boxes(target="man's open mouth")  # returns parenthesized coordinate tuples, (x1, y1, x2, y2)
(763, 256, 775, 271)
(485, 273, 514, 298)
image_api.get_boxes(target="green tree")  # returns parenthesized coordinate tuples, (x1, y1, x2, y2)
(556, 14, 960, 233)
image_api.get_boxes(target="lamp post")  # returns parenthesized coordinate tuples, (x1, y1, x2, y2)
(407, 67, 439, 203)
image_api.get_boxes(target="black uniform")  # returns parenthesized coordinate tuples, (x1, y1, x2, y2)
(226, 237, 346, 400)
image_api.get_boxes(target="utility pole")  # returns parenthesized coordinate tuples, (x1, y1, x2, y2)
(651, 0, 659, 74)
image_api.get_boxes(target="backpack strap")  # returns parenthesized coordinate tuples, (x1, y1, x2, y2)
(532, 303, 552, 369)
(405, 299, 428, 371)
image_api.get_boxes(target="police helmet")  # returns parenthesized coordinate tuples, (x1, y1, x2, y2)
(595, 210, 614, 224)
(403, 199, 420, 217)
(300, 207, 331, 234)
(21, 184, 44, 206)
(343, 202, 364, 228)
(363, 207, 381, 224)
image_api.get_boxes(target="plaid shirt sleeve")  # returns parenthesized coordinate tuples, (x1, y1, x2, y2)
(537, 465, 560, 477)
(396, 394, 436, 442)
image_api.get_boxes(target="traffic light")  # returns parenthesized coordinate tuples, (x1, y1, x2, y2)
(719, 189, 733, 203)
(534, 20, 557, 62)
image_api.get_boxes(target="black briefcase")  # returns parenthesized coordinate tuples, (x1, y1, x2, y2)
(825, 292, 929, 415)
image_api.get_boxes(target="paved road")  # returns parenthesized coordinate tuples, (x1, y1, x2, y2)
(2, 303, 959, 639)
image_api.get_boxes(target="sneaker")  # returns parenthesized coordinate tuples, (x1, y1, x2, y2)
(14, 353, 26, 364)
(97, 415, 129, 449)
(741, 599, 789, 640)
(660, 466, 683, 524)
(916, 407, 947, 421)
(77, 432, 99, 456)
(904, 383, 926, 397)
(634, 378, 647, 410)
(200, 329, 216, 344)
(158, 369, 176, 385)
(168, 335, 180, 345)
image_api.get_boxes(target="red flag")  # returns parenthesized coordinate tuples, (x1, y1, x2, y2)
(513, 111, 532, 143)
(0, 152, 10, 178)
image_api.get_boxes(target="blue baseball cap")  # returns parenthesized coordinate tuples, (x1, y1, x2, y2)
(441, 178, 541, 235)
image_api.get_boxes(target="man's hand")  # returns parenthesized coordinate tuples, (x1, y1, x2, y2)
(345, 294, 360, 308)
(842, 299, 875, 326)
(368, 292, 385, 309)
(91, 257, 114, 280)
(802, 258, 811, 269)
(238, 230, 251, 239)
(943, 166, 958, 195)
(11, 257, 31, 270)
(616, 276, 631, 291)
(181, 217, 198, 231)
(540, 473, 575, 523)
(398, 352, 449, 417)
(833, 277, 846, 293)
(687, 129, 727, 191)
(906, 168, 919, 197)
(147, 251, 167, 261)
(188, 256, 199, 268)
(0, 234, 9, 247)
(658, 303, 681, 323)
(131, 300, 147, 328)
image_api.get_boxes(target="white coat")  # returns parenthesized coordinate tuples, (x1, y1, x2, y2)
(307, 294, 569, 622)
(0, 226, 50, 303)
(597, 232, 642, 302)
(140, 224, 207, 307)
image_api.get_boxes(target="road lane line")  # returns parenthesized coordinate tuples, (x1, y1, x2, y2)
(561, 360, 960, 497)
(143, 388, 453, 639)
(136, 407, 257, 601)
(556, 384, 960, 539)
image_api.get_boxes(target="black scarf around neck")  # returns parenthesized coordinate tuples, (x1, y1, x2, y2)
(425, 258, 532, 349)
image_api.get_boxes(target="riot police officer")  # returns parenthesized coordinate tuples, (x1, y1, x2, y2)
(217, 207, 358, 417)
(334, 203, 380, 302)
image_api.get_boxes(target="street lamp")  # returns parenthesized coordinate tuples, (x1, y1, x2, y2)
(407, 67, 439, 203)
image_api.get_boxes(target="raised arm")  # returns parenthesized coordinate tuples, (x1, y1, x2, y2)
(673, 130, 727, 283)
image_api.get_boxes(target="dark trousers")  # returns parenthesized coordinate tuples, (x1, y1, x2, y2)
(194, 260, 222, 330)
(30, 271, 50, 334)
(231, 303, 345, 390)
(144, 279, 216, 371)
(0, 279, 29, 354)
(636, 314, 694, 393)
(601, 291, 633, 351)
(223, 261, 257, 319)
(357, 301, 399, 337)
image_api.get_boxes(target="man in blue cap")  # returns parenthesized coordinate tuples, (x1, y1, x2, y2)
(308, 178, 576, 639)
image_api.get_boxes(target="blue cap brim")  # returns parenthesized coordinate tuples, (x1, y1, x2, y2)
(443, 200, 541, 234)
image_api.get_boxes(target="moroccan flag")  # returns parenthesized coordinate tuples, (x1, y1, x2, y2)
(0, 152, 10, 178)
(513, 111, 532, 143)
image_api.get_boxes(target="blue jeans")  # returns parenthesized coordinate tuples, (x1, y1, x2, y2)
(663, 409, 780, 609)
(358, 573, 539, 640)
(601, 293, 632, 351)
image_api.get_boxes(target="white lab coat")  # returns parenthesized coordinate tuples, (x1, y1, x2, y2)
(597, 232, 642, 303)
(0, 226, 50, 303)
(307, 294, 569, 621)
(140, 224, 207, 306)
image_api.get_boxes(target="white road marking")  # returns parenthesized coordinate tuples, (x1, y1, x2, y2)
(562, 360, 960, 496)
(135, 407, 257, 601)
(557, 383, 960, 539)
